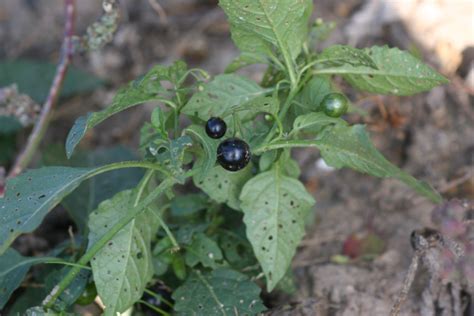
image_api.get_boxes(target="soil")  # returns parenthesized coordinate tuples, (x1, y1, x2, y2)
(1, 0, 473, 315)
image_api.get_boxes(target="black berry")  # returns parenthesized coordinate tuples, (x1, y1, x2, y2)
(320, 93, 348, 117)
(205, 117, 227, 139)
(217, 138, 251, 172)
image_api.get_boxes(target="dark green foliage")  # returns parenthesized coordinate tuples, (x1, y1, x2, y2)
(0, 1, 447, 314)
(0, 59, 103, 103)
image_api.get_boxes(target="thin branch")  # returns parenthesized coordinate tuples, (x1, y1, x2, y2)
(7, 0, 76, 179)
(148, 0, 168, 25)
(390, 253, 421, 316)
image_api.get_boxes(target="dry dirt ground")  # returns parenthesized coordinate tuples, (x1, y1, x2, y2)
(0, 0, 473, 315)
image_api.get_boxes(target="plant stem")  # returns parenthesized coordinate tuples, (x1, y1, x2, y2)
(8, 0, 76, 179)
(85, 161, 171, 179)
(260, 88, 299, 145)
(138, 300, 171, 316)
(254, 139, 318, 155)
(144, 288, 174, 308)
(42, 178, 177, 309)
(133, 170, 155, 206)
(153, 211, 180, 250)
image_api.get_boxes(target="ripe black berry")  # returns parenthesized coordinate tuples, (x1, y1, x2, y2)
(217, 138, 251, 172)
(320, 93, 348, 117)
(205, 117, 227, 139)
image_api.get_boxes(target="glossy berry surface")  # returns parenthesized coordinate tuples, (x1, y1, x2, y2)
(205, 117, 227, 139)
(217, 138, 251, 172)
(320, 93, 348, 117)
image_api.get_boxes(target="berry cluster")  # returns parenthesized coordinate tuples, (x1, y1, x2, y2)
(205, 117, 251, 172)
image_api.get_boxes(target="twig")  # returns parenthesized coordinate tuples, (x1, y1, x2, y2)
(148, 0, 168, 25)
(437, 168, 474, 193)
(7, 0, 76, 179)
(390, 253, 420, 316)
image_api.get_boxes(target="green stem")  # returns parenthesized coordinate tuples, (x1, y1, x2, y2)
(144, 288, 174, 308)
(271, 113, 284, 140)
(43, 259, 92, 270)
(260, 88, 299, 146)
(138, 300, 171, 316)
(43, 178, 177, 309)
(254, 139, 318, 155)
(85, 161, 171, 179)
(151, 206, 180, 251)
(0, 257, 89, 278)
(134, 170, 155, 206)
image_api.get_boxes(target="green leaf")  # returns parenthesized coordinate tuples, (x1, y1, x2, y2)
(0, 167, 94, 254)
(219, 0, 313, 61)
(170, 193, 208, 217)
(65, 61, 187, 158)
(318, 45, 378, 69)
(259, 150, 278, 171)
(182, 74, 267, 121)
(224, 95, 279, 118)
(184, 233, 224, 268)
(218, 229, 256, 269)
(0, 59, 103, 103)
(194, 162, 252, 210)
(25, 307, 74, 316)
(175, 224, 209, 246)
(292, 112, 346, 134)
(185, 125, 219, 181)
(151, 107, 168, 138)
(296, 76, 333, 113)
(88, 190, 160, 316)
(172, 268, 266, 315)
(240, 166, 315, 291)
(314, 124, 442, 203)
(0, 116, 23, 134)
(0, 133, 17, 165)
(225, 53, 266, 73)
(6, 287, 47, 316)
(42, 146, 144, 232)
(315, 46, 448, 95)
(152, 136, 193, 176)
(44, 268, 90, 311)
(172, 255, 187, 280)
(0, 249, 51, 308)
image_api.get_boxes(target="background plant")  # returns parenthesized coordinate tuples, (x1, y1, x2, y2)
(0, 1, 449, 315)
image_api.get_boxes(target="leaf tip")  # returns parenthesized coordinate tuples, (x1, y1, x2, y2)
(65, 114, 91, 159)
